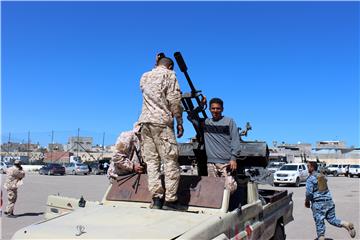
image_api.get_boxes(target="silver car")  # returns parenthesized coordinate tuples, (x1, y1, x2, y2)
(64, 162, 90, 175)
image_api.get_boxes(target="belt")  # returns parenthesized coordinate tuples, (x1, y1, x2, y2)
(313, 199, 332, 203)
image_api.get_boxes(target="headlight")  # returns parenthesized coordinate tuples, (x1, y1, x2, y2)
(291, 173, 296, 176)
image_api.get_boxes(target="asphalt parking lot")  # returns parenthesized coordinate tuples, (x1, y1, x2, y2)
(1, 173, 359, 240)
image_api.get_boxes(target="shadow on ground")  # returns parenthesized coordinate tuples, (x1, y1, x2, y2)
(11, 212, 44, 218)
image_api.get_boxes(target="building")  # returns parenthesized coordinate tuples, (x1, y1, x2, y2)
(48, 143, 64, 152)
(269, 143, 312, 163)
(313, 141, 360, 164)
(316, 141, 347, 149)
(67, 136, 93, 153)
(1, 142, 40, 152)
(44, 151, 72, 163)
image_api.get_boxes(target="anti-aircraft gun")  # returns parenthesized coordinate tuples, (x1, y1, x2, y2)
(174, 52, 269, 176)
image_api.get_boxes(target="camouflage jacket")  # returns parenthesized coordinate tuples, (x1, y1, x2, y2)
(4, 166, 25, 190)
(107, 130, 141, 179)
(138, 65, 183, 127)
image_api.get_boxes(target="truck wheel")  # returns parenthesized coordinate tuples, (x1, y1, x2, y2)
(349, 174, 353, 178)
(294, 178, 300, 187)
(271, 222, 285, 240)
(274, 183, 279, 187)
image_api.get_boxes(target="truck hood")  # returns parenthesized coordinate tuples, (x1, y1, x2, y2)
(13, 204, 213, 239)
(274, 170, 298, 175)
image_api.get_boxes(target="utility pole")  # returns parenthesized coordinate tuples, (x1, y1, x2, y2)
(27, 131, 30, 162)
(101, 132, 105, 160)
(8, 132, 11, 154)
(77, 128, 80, 158)
(51, 130, 54, 162)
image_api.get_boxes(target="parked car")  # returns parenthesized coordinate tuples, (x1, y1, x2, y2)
(339, 164, 350, 176)
(267, 161, 286, 173)
(325, 164, 349, 176)
(325, 164, 340, 176)
(348, 164, 360, 178)
(0, 161, 8, 174)
(273, 163, 309, 187)
(39, 164, 65, 176)
(64, 162, 90, 175)
(89, 162, 106, 175)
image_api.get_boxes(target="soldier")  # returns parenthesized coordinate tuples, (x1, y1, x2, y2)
(3, 159, 25, 217)
(305, 161, 356, 240)
(107, 124, 144, 184)
(204, 98, 241, 194)
(138, 56, 184, 210)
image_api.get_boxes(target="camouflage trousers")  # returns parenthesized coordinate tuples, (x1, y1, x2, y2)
(141, 123, 180, 202)
(207, 163, 237, 194)
(311, 200, 342, 237)
(5, 188, 18, 214)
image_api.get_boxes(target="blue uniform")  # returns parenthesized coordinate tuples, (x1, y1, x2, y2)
(306, 172, 342, 238)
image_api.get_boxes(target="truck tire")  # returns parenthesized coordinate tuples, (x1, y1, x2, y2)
(271, 222, 285, 240)
(294, 178, 300, 187)
(349, 174, 353, 178)
(274, 183, 279, 187)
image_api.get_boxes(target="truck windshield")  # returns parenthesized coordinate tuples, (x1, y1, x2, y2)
(269, 163, 284, 168)
(280, 165, 298, 171)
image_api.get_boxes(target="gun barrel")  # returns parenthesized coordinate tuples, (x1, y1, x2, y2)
(174, 52, 188, 72)
(174, 52, 197, 93)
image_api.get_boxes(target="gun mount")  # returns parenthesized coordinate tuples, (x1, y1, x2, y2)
(174, 52, 269, 175)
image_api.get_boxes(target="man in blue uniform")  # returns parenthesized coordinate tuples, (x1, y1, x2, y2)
(305, 161, 356, 240)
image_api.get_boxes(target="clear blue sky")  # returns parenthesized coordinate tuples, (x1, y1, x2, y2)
(1, 1, 359, 147)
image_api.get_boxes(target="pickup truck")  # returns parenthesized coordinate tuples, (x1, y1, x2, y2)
(12, 172, 293, 240)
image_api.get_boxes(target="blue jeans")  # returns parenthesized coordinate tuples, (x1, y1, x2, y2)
(311, 200, 342, 237)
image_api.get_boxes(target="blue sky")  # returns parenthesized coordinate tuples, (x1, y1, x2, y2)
(1, 1, 359, 147)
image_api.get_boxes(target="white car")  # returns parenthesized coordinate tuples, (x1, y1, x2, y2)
(326, 164, 342, 176)
(0, 161, 7, 174)
(348, 164, 360, 178)
(64, 162, 90, 175)
(273, 163, 309, 187)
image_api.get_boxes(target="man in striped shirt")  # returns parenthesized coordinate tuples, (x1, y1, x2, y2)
(204, 98, 241, 194)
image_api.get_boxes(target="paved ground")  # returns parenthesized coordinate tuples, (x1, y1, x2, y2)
(1, 173, 359, 240)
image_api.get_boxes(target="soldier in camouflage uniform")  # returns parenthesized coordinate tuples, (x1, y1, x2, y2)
(4, 160, 25, 217)
(305, 161, 356, 240)
(107, 124, 144, 183)
(138, 56, 184, 210)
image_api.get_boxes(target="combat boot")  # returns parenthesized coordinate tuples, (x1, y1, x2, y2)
(150, 197, 163, 209)
(341, 221, 356, 238)
(162, 200, 187, 211)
